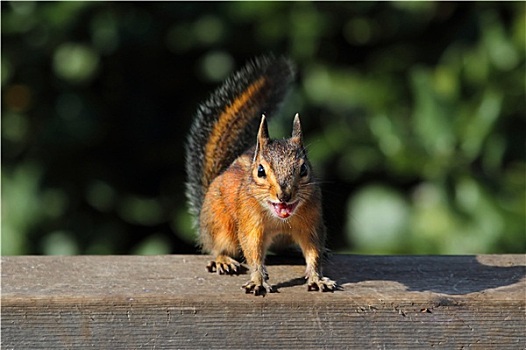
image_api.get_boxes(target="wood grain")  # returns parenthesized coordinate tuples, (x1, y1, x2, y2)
(2, 254, 525, 349)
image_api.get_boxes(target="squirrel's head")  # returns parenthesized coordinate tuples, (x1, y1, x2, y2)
(251, 114, 314, 220)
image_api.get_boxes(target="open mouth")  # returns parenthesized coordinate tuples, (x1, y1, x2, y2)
(269, 201, 299, 219)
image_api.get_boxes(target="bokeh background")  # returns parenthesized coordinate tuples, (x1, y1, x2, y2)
(2, 1, 524, 256)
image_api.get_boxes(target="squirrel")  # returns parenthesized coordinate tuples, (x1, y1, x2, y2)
(185, 55, 337, 295)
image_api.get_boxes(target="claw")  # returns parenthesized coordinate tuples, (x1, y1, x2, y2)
(242, 280, 274, 296)
(307, 276, 339, 292)
(206, 257, 242, 275)
(206, 261, 216, 273)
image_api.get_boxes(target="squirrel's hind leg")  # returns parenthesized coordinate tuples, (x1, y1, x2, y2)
(199, 176, 244, 275)
(201, 224, 243, 275)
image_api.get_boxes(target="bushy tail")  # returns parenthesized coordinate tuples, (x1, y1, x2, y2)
(185, 55, 295, 219)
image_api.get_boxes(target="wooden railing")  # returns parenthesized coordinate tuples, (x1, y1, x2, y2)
(2, 254, 525, 349)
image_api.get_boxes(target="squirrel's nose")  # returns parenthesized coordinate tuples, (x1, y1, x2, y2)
(278, 184, 293, 203)
(278, 193, 291, 203)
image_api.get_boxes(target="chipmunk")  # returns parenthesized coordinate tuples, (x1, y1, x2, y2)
(185, 55, 337, 295)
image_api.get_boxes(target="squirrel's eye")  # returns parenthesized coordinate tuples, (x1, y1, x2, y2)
(300, 163, 308, 177)
(257, 164, 266, 178)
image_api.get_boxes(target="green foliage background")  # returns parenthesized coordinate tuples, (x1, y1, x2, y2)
(2, 2, 524, 256)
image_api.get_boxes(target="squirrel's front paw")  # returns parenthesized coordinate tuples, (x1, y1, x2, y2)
(206, 255, 241, 275)
(242, 280, 274, 296)
(307, 275, 339, 292)
(242, 268, 274, 296)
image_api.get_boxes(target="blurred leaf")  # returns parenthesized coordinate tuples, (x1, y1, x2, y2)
(2, 112, 29, 143)
(1, 163, 42, 255)
(90, 11, 120, 55)
(346, 185, 410, 253)
(171, 210, 195, 245)
(369, 114, 402, 157)
(86, 180, 117, 213)
(303, 65, 394, 112)
(53, 43, 100, 84)
(481, 12, 520, 71)
(410, 183, 460, 253)
(117, 196, 165, 226)
(40, 2, 93, 30)
(461, 89, 502, 160)
(193, 15, 226, 45)
(2, 2, 38, 34)
(1, 57, 13, 86)
(199, 51, 234, 82)
(41, 231, 79, 255)
(410, 66, 455, 159)
(132, 234, 172, 255)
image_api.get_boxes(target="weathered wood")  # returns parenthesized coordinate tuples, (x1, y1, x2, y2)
(2, 255, 525, 349)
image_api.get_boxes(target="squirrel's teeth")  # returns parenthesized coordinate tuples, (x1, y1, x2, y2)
(270, 201, 298, 219)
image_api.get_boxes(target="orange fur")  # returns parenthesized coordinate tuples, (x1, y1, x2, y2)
(202, 78, 266, 189)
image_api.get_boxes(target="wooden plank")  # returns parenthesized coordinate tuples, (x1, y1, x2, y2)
(2, 255, 525, 349)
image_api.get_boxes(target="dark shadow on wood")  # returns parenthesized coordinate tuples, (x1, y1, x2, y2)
(265, 254, 305, 266)
(324, 255, 526, 295)
(273, 277, 307, 291)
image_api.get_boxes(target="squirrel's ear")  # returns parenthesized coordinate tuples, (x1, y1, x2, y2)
(291, 113, 303, 144)
(256, 114, 269, 154)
